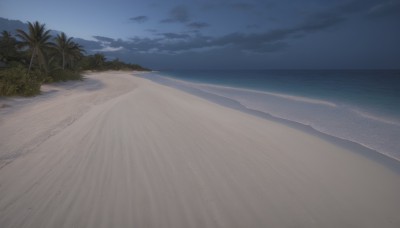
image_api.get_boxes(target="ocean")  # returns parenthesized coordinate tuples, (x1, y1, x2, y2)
(138, 70, 400, 161)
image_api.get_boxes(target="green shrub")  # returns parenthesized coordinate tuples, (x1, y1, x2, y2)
(0, 65, 42, 96)
(47, 69, 83, 82)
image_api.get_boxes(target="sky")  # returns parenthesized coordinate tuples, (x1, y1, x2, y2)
(1, 0, 400, 69)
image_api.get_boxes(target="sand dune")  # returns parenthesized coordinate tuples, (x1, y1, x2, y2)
(0, 71, 399, 228)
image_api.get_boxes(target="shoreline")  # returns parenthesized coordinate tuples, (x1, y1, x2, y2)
(1, 71, 400, 227)
(140, 72, 400, 163)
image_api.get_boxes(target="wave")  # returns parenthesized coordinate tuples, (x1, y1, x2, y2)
(138, 72, 400, 162)
(196, 84, 338, 107)
(146, 74, 338, 107)
(350, 109, 400, 127)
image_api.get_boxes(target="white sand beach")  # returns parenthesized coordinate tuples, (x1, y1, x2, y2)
(0, 71, 399, 228)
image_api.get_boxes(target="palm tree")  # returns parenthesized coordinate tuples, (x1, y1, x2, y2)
(16, 21, 53, 74)
(94, 53, 106, 69)
(53, 33, 85, 70)
(54, 32, 72, 70)
(66, 41, 84, 69)
(0, 31, 18, 62)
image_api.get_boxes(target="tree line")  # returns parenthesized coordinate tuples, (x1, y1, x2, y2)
(0, 21, 149, 96)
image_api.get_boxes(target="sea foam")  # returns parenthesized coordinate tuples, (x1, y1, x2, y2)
(138, 72, 400, 161)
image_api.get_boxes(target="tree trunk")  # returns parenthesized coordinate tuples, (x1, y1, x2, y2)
(62, 50, 65, 70)
(27, 47, 35, 75)
(70, 58, 74, 69)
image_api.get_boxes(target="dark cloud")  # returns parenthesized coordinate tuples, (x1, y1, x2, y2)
(129, 37, 162, 52)
(187, 22, 210, 29)
(319, 0, 398, 18)
(96, 30, 289, 55)
(160, 5, 190, 23)
(333, 0, 388, 14)
(77, 0, 398, 67)
(289, 0, 398, 32)
(86, 1, 357, 56)
(74, 38, 102, 51)
(293, 0, 380, 33)
(87, 36, 125, 53)
(298, 13, 345, 32)
(143, 6, 347, 54)
(366, 1, 400, 17)
(93, 35, 115, 42)
(211, 30, 292, 52)
(159, 33, 191, 39)
(310, 0, 400, 21)
(130, 16, 149, 23)
(145, 29, 158, 33)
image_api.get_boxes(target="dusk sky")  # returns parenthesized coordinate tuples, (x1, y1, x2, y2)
(1, 0, 399, 69)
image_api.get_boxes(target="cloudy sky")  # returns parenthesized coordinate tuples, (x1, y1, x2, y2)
(1, 0, 399, 69)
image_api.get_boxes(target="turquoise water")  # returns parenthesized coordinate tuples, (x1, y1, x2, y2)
(159, 70, 400, 121)
(139, 70, 400, 160)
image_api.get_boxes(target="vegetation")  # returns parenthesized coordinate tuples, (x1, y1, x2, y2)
(0, 64, 42, 96)
(16, 21, 53, 75)
(0, 21, 149, 97)
(53, 32, 78, 70)
(0, 31, 20, 63)
(80, 54, 150, 71)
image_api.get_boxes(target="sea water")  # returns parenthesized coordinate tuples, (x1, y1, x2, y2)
(138, 70, 400, 161)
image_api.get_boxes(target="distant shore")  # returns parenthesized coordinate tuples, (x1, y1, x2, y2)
(1, 71, 400, 227)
